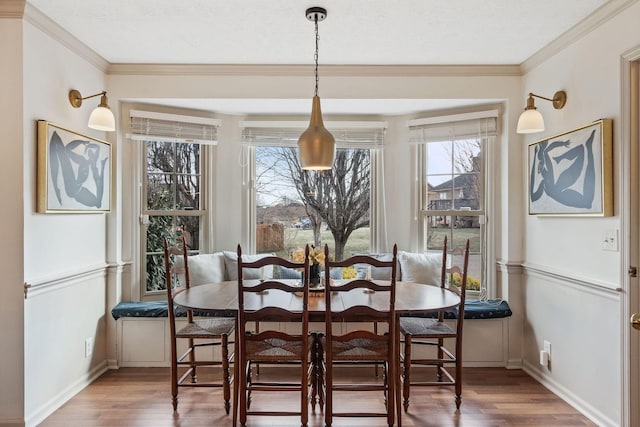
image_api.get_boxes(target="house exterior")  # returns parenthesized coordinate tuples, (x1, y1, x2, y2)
(1, 1, 640, 426)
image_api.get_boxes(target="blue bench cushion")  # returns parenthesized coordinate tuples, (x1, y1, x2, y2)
(400, 299, 512, 320)
(111, 301, 234, 320)
(113, 299, 511, 321)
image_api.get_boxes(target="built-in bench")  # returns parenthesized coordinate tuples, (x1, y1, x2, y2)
(112, 299, 512, 368)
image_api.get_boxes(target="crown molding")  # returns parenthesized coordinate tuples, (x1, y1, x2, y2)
(0, 0, 25, 18)
(22, 3, 108, 73)
(107, 63, 522, 77)
(521, 0, 638, 73)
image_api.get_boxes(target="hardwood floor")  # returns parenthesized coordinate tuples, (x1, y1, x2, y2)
(39, 367, 597, 427)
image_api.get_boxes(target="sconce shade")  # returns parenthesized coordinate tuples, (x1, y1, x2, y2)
(516, 90, 566, 134)
(298, 95, 335, 170)
(69, 89, 116, 132)
(516, 108, 545, 134)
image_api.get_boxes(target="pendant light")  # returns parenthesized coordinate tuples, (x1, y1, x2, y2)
(298, 7, 335, 171)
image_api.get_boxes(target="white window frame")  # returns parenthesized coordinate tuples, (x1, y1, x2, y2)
(410, 110, 498, 299)
(128, 110, 219, 301)
(241, 121, 388, 254)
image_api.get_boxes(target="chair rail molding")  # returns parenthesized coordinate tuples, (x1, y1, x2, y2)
(522, 262, 622, 297)
(24, 262, 113, 299)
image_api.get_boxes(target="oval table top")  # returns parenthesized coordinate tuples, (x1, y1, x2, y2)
(173, 280, 460, 316)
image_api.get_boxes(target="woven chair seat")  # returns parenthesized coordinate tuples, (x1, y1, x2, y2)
(245, 336, 306, 361)
(400, 317, 455, 336)
(321, 335, 389, 361)
(176, 318, 235, 338)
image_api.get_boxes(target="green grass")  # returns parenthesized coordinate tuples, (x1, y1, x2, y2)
(277, 227, 371, 257)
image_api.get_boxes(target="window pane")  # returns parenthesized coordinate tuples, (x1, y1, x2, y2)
(255, 146, 371, 260)
(145, 142, 201, 211)
(145, 215, 201, 292)
(425, 138, 482, 212)
(423, 214, 482, 291)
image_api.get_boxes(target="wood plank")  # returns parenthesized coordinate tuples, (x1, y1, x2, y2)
(39, 367, 597, 427)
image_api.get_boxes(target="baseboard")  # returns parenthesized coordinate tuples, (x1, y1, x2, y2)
(522, 360, 617, 427)
(107, 359, 119, 369)
(506, 358, 523, 369)
(24, 361, 108, 427)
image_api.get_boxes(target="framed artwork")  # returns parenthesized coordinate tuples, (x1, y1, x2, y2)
(528, 119, 612, 216)
(37, 121, 111, 213)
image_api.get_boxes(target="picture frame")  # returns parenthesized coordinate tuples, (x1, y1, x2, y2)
(528, 119, 612, 216)
(37, 121, 111, 213)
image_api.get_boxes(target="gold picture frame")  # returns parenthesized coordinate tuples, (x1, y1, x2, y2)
(528, 119, 612, 216)
(37, 121, 111, 213)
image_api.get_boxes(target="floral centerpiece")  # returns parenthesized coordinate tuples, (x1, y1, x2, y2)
(292, 245, 326, 286)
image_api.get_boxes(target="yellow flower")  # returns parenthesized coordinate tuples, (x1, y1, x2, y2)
(292, 246, 329, 265)
(291, 249, 306, 264)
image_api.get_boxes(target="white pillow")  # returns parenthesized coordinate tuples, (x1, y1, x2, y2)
(175, 252, 225, 286)
(398, 251, 443, 286)
(223, 251, 274, 281)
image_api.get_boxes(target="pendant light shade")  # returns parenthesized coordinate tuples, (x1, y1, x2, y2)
(298, 7, 335, 170)
(299, 96, 335, 170)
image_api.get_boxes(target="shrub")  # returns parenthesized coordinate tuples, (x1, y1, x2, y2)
(450, 272, 481, 291)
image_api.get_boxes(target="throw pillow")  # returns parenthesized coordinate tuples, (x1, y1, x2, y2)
(174, 252, 225, 287)
(353, 253, 400, 280)
(223, 251, 274, 281)
(398, 251, 443, 285)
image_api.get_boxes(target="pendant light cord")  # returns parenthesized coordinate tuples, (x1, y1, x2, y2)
(314, 16, 319, 97)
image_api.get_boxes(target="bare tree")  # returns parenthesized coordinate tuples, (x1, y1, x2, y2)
(279, 147, 370, 260)
(449, 139, 481, 207)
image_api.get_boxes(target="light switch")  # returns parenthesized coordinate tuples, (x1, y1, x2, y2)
(602, 229, 618, 252)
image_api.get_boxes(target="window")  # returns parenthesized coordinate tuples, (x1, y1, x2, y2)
(242, 123, 386, 261)
(409, 112, 498, 297)
(129, 110, 219, 296)
(143, 141, 203, 293)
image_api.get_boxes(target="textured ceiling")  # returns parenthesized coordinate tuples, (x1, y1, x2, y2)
(26, 0, 612, 114)
(27, 0, 609, 65)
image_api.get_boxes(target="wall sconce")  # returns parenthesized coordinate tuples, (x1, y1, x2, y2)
(298, 6, 335, 171)
(516, 90, 567, 134)
(68, 89, 116, 132)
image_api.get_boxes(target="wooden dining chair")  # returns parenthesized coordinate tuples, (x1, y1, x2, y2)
(163, 237, 235, 413)
(236, 244, 315, 427)
(320, 244, 398, 427)
(400, 237, 470, 411)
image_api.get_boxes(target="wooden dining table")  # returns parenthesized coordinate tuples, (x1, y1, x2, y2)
(173, 280, 460, 426)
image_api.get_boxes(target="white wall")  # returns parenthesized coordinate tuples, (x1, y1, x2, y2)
(521, 3, 640, 426)
(20, 18, 110, 426)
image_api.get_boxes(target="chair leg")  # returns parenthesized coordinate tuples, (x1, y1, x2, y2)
(301, 354, 309, 427)
(238, 352, 248, 426)
(455, 346, 462, 409)
(324, 356, 332, 427)
(232, 327, 240, 427)
(310, 333, 318, 412)
(436, 338, 445, 382)
(402, 335, 411, 412)
(317, 334, 325, 411)
(222, 334, 231, 415)
(188, 338, 198, 383)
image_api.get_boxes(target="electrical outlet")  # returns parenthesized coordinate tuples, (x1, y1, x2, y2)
(85, 337, 94, 358)
(544, 340, 551, 359)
